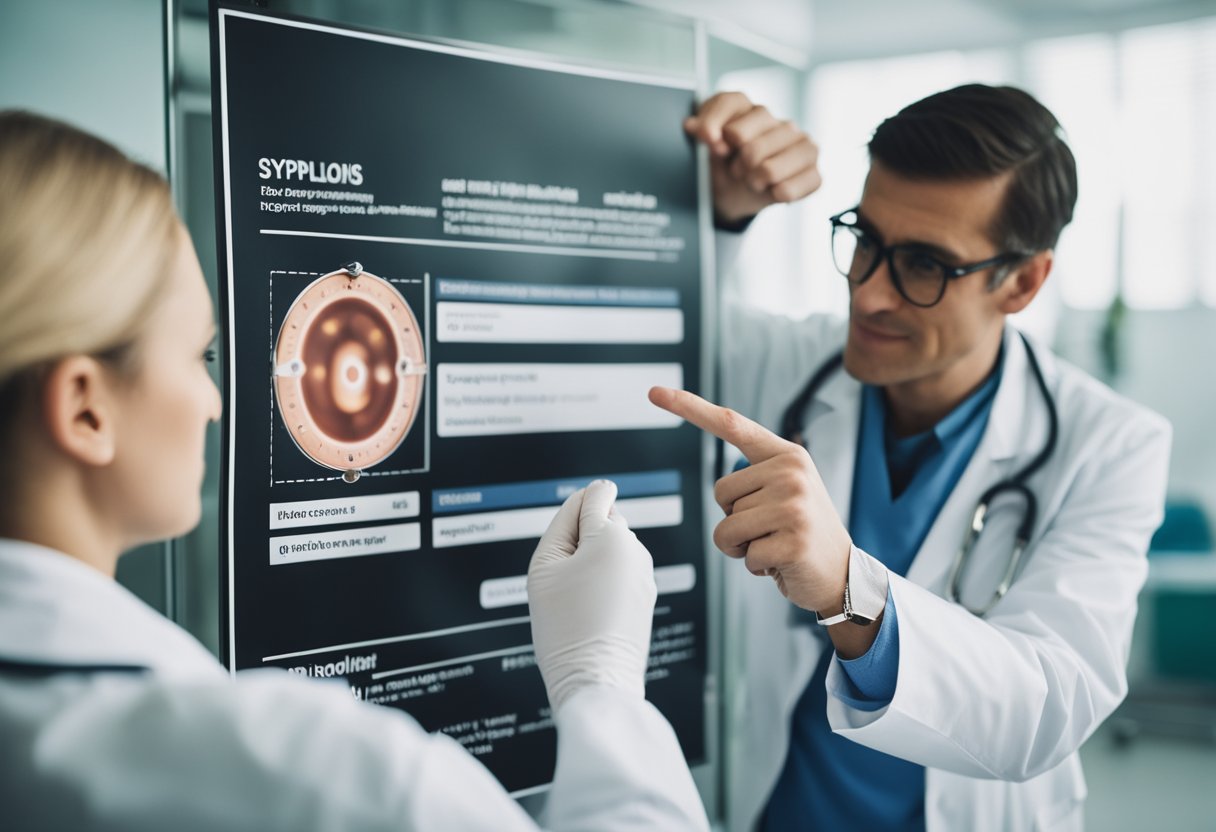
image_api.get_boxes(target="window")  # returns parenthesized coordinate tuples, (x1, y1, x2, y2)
(803, 50, 1014, 319)
(1119, 22, 1203, 309)
(803, 16, 1216, 315)
(1026, 35, 1119, 311)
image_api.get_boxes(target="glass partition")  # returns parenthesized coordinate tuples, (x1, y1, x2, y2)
(166, 1, 816, 822)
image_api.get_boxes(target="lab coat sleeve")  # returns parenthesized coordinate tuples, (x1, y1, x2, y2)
(21, 669, 704, 831)
(543, 686, 710, 830)
(22, 669, 541, 832)
(824, 411, 1172, 782)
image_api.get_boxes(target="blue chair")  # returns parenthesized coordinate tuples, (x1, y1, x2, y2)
(1149, 500, 1213, 554)
(1110, 498, 1216, 746)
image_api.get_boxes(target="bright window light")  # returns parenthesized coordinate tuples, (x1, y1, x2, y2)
(1026, 35, 1120, 311)
(1119, 22, 1200, 309)
(804, 50, 1016, 319)
(716, 66, 808, 318)
(1191, 18, 1216, 308)
(798, 16, 1216, 319)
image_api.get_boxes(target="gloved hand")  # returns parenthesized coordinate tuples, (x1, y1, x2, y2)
(527, 480, 658, 713)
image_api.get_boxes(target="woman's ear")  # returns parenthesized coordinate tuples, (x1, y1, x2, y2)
(41, 356, 119, 467)
(998, 250, 1053, 315)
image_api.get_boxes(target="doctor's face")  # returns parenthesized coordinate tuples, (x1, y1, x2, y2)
(106, 228, 222, 547)
(842, 162, 1015, 391)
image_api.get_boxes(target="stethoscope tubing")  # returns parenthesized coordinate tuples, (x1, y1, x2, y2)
(779, 331, 1058, 616)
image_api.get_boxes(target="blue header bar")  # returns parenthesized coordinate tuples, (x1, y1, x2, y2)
(436, 278, 679, 308)
(433, 470, 681, 515)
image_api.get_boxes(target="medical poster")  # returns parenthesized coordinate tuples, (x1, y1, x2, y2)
(213, 7, 708, 794)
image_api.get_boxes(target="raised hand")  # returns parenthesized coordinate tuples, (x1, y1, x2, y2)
(684, 91, 821, 226)
(648, 386, 850, 614)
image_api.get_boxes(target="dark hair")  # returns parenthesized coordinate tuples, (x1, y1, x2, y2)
(868, 84, 1077, 260)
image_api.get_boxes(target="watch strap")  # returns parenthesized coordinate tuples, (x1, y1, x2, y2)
(815, 545, 889, 627)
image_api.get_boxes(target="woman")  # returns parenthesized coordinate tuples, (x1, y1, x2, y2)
(0, 111, 707, 832)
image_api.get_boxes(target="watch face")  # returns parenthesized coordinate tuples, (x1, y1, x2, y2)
(273, 268, 426, 474)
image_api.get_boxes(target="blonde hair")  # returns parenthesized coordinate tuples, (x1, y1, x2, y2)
(0, 111, 179, 423)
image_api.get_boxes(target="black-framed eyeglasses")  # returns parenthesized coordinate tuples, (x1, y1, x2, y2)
(830, 208, 1030, 308)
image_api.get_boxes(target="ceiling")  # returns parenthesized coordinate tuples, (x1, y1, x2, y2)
(641, 0, 1213, 65)
(809, 0, 1213, 64)
(179, 0, 1215, 67)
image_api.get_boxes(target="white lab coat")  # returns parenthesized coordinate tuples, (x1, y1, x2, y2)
(719, 309, 1171, 831)
(0, 539, 709, 832)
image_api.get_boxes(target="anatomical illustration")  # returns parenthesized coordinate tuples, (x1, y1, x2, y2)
(274, 263, 426, 480)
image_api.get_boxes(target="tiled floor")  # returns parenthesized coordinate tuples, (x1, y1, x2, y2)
(1080, 723, 1216, 830)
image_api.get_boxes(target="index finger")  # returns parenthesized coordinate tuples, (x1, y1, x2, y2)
(648, 386, 793, 463)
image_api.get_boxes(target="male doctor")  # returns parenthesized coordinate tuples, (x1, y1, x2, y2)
(652, 84, 1172, 830)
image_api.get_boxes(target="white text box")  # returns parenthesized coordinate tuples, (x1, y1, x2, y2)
(270, 523, 420, 566)
(434, 495, 683, 549)
(269, 492, 420, 530)
(437, 363, 682, 437)
(436, 301, 683, 344)
(480, 563, 697, 609)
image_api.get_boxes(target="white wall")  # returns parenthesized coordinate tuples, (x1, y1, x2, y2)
(0, 0, 165, 170)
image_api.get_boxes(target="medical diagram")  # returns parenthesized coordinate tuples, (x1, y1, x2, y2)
(273, 263, 427, 482)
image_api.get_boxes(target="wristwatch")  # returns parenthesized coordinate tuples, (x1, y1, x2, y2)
(815, 544, 889, 627)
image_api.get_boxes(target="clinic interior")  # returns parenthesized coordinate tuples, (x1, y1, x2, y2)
(2, 0, 1213, 828)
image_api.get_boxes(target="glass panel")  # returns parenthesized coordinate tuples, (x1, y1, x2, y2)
(202, 0, 697, 78)
(168, 0, 699, 659)
(168, 0, 717, 817)
(114, 542, 169, 611)
(168, 96, 223, 654)
(1, 0, 174, 611)
(714, 49, 808, 317)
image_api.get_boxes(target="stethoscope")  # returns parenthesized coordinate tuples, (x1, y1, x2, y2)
(779, 331, 1059, 617)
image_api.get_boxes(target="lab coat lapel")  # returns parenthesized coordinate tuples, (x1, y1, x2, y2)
(905, 327, 1041, 594)
(801, 361, 863, 527)
(776, 362, 862, 694)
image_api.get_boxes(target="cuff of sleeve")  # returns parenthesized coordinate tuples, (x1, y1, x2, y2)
(713, 212, 756, 233)
(835, 592, 900, 710)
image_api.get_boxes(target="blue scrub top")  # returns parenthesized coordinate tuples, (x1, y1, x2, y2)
(761, 350, 1003, 832)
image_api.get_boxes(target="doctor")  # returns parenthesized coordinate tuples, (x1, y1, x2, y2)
(0, 111, 709, 831)
(657, 84, 1172, 830)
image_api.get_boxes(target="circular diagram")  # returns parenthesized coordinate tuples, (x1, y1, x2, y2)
(274, 264, 426, 477)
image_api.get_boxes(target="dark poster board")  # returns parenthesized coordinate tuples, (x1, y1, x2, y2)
(213, 6, 708, 794)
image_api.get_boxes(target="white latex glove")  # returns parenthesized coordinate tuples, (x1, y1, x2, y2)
(527, 480, 658, 713)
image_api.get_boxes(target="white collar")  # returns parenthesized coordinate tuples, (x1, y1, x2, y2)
(806, 324, 1053, 460)
(984, 325, 1056, 464)
(0, 538, 224, 678)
